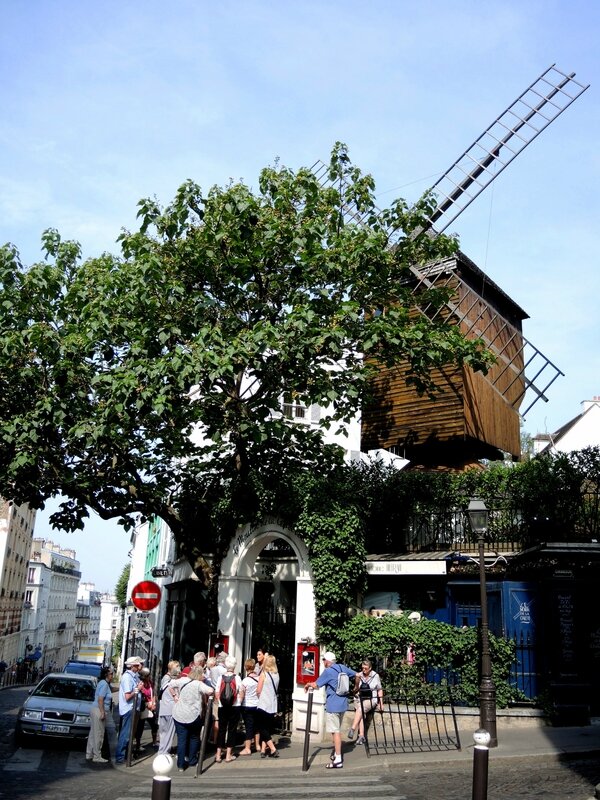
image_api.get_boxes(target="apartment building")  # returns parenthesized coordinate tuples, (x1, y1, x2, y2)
(0, 500, 36, 666)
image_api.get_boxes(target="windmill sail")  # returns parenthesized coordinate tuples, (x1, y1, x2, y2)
(426, 64, 589, 234)
(312, 65, 587, 419)
(407, 260, 564, 418)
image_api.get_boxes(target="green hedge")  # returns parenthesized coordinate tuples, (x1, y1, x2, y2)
(338, 612, 523, 707)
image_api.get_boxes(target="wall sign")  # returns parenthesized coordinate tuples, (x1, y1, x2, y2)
(296, 643, 320, 685)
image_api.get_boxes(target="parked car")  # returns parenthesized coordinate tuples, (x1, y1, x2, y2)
(63, 660, 103, 679)
(15, 672, 96, 746)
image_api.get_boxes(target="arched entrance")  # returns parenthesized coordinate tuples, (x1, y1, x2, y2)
(217, 519, 318, 738)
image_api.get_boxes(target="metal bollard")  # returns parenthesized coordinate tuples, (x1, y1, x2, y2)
(151, 754, 173, 800)
(302, 688, 314, 772)
(195, 702, 213, 778)
(472, 728, 491, 800)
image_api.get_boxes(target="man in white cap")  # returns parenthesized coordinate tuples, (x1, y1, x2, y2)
(304, 651, 356, 769)
(115, 656, 144, 763)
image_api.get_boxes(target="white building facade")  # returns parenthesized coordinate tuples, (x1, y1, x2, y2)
(533, 397, 600, 455)
(124, 391, 408, 737)
(29, 539, 80, 671)
(0, 500, 36, 667)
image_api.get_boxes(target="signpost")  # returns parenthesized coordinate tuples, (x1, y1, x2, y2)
(131, 580, 162, 612)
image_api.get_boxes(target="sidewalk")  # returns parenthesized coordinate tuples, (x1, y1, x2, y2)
(125, 718, 600, 776)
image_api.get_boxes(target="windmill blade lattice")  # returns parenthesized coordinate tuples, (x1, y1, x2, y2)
(407, 261, 564, 418)
(427, 65, 589, 234)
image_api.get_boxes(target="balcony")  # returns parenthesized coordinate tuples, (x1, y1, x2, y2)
(364, 492, 600, 558)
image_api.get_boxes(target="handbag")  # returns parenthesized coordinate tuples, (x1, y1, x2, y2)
(140, 708, 153, 719)
(147, 687, 157, 712)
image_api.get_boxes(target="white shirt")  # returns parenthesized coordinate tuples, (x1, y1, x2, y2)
(172, 678, 213, 724)
(257, 671, 279, 714)
(241, 673, 259, 707)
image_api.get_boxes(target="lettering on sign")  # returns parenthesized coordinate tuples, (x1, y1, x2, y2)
(233, 525, 259, 556)
(365, 561, 447, 576)
(557, 592, 575, 664)
(132, 612, 156, 630)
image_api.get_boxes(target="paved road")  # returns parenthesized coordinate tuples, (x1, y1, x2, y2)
(2, 686, 599, 800)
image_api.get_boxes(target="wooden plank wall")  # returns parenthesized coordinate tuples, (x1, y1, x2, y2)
(361, 266, 523, 461)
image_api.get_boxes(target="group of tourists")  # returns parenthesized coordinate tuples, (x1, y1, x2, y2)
(102, 646, 280, 770)
(87, 646, 382, 771)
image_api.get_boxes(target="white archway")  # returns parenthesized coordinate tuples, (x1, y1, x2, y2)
(218, 519, 316, 665)
(217, 518, 323, 739)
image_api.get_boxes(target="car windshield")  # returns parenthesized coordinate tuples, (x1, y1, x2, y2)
(33, 677, 95, 701)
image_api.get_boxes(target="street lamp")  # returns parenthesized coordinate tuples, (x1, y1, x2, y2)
(467, 498, 497, 748)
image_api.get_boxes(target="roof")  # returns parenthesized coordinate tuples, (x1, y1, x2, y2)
(536, 400, 600, 454)
(419, 251, 529, 321)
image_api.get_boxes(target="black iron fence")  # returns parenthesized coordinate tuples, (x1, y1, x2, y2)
(0, 664, 40, 688)
(273, 687, 293, 736)
(402, 508, 520, 554)
(362, 687, 461, 756)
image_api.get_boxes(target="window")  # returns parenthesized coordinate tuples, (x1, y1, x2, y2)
(28, 567, 35, 583)
(282, 392, 306, 419)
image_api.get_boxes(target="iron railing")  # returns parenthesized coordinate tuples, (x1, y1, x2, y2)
(370, 495, 600, 556)
(362, 687, 461, 756)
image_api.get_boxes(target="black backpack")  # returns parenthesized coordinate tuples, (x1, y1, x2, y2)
(220, 674, 236, 707)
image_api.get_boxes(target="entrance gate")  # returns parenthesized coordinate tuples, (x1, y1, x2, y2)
(242, 602, 296, 733)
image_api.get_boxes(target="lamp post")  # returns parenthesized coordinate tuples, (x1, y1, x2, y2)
(467, 498, 497, 748)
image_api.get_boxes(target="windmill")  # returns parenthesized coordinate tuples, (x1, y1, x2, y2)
(313, 64, 589, 467)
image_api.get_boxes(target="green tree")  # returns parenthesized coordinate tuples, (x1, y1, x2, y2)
(115, 563, 131, 609)
(0, 144, 491, 575)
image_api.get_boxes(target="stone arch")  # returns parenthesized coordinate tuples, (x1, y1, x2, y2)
(220, 518, 312, 580)
(216, 518, 325, 741)
(217, 519, 316, 667)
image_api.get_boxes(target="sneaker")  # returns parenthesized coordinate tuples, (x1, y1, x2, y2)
(93, 756, 108, 763)
(347, 728, 355, 740)
(356, 736, 365, 745)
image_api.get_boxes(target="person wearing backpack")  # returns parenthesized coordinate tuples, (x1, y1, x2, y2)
(214, 655, 244, 763)
(304, 651, 356, 769)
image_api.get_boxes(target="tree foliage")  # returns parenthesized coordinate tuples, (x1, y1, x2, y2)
(0, 144, 491, 571)
(114, 563, 131, 609)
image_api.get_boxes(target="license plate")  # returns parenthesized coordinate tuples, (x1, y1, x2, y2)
(42, 723, 70, 733)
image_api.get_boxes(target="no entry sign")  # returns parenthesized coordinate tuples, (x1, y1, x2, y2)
(131, 580, 162, 611)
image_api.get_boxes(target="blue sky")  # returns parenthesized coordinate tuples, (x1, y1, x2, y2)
(2, 1, 599, 590)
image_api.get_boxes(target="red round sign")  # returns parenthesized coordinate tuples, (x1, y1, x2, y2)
(131, 580, 162, 611)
